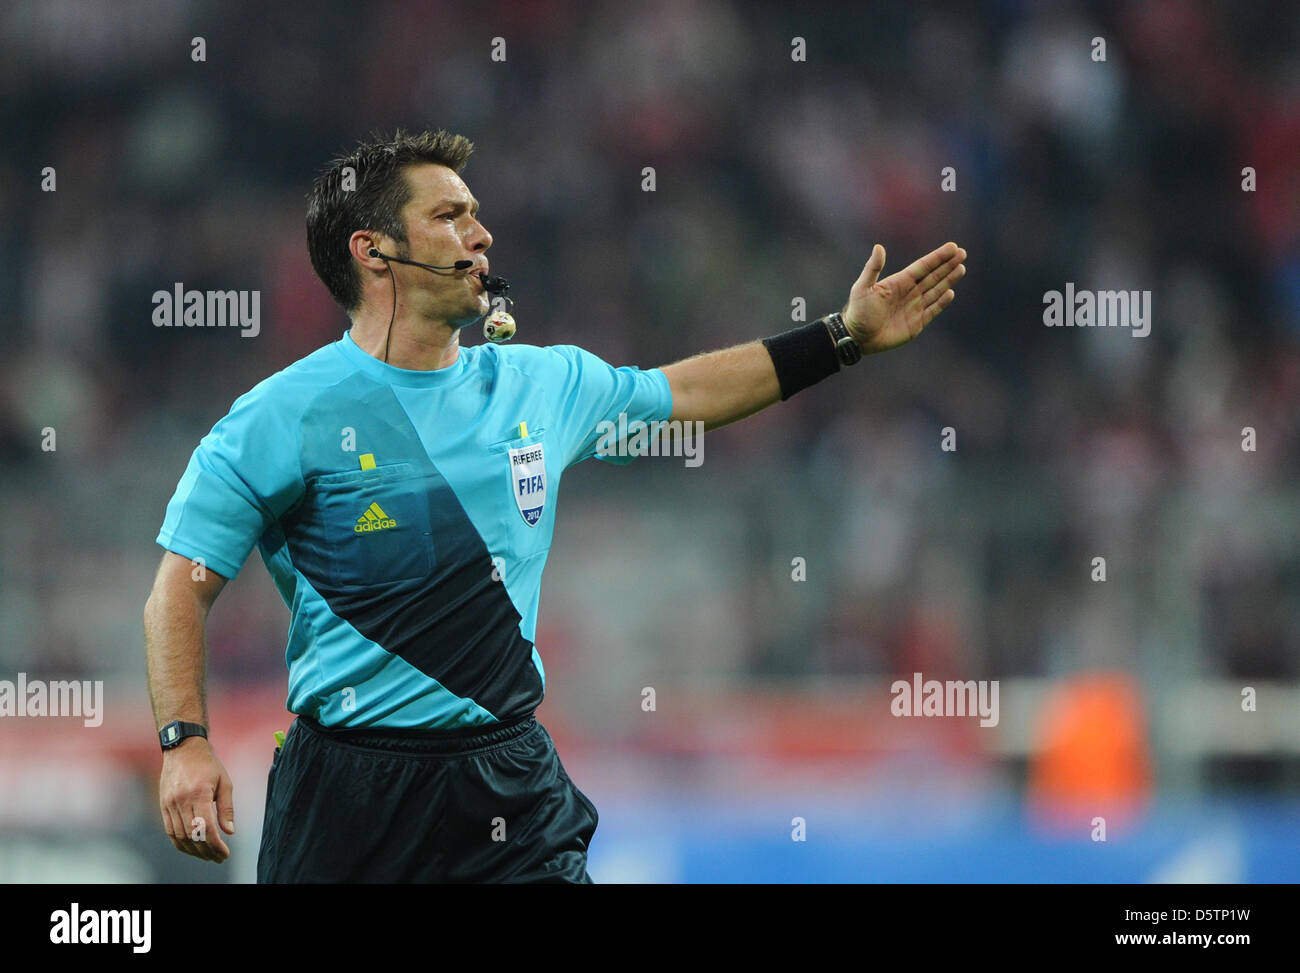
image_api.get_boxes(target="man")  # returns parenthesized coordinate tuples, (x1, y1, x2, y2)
(144, 129, 965, 883)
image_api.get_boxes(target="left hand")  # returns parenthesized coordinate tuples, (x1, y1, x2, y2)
(842, 241, 966, 354)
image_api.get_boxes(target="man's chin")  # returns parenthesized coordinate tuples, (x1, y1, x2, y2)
(448, 300, 489, 330)
(454, 297, 486, 329)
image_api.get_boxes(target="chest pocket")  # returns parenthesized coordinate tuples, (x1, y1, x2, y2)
(309, 462, 434, 587)
(484, 425, 552, 561)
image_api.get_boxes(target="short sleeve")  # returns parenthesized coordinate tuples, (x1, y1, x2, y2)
(543, 344, 674, 468)
(156, 381, 306, 580)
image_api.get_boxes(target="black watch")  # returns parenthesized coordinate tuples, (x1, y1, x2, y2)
(159, 720, 208, 751)
(821, 312, 863, 366)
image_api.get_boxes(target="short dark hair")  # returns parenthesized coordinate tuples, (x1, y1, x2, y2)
(306, 128, 475, 312)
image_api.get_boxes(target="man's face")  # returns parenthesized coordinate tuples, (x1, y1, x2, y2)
(390, 162, 494, 327)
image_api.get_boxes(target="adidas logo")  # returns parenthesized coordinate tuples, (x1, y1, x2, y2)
(354, 502, 397, 533)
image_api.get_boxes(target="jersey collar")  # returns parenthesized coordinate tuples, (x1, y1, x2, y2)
(338, 329, 472, 388)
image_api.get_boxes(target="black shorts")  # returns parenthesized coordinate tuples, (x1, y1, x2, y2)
(255, 713, 599, 883)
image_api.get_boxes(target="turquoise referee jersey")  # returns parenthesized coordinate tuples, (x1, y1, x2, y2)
(156, 330, 673, 728)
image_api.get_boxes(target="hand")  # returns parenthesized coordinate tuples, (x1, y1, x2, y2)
(159, 737, 235, 863)
(842, 242, 966, 354)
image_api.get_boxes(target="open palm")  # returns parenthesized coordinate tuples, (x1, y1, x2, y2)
(843, 242, 966, 354)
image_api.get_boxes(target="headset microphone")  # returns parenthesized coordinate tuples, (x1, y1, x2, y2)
(368, 248, 517, 359)
(367, 248, 473, 272)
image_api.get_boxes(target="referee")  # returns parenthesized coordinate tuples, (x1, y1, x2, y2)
(143, 129, 965, 882)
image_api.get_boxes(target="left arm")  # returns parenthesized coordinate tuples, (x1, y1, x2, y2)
(660, 340, 781, 433)
(661, 241, 966, 431)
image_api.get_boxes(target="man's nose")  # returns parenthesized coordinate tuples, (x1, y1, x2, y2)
(470, 219, 492, 251)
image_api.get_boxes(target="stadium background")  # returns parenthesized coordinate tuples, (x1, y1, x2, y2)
(1, 0, 1297, 882)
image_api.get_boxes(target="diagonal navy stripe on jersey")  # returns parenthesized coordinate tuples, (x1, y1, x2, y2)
(311, 549, 542, 719)
(156, 330, 674, 729)
(282, 378, 541, 720)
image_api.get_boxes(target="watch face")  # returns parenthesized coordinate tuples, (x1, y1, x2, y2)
(164, 724, 179, 743)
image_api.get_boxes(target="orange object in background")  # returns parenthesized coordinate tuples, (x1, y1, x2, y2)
(1028, 671, 1152, 834)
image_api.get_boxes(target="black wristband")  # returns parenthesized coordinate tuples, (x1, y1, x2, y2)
(760, 319, 842, 401)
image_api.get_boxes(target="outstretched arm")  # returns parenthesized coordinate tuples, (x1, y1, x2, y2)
(661, 242, 966, 431)
(660, 339, 782, 433)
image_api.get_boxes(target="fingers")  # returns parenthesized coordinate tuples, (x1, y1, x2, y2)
(216, 771, 236, 836)
(164, 802, 210, 860)
(924, 287, 957, 325)
(161, 806, 188, 856)
(918, 246, 966, 332)
(856, 243, 886, 290)
(186, 809, 215, 861)
(190, 800, 230, 861)
(184, 803, 216, 861)
(162, 792, 229, 862)
(918, 247, 966, 300)
(921, 266, 965, 316)
(904, 241, 960, 283)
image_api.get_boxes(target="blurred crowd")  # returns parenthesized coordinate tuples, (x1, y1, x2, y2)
(0, 0, 1296, 713)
